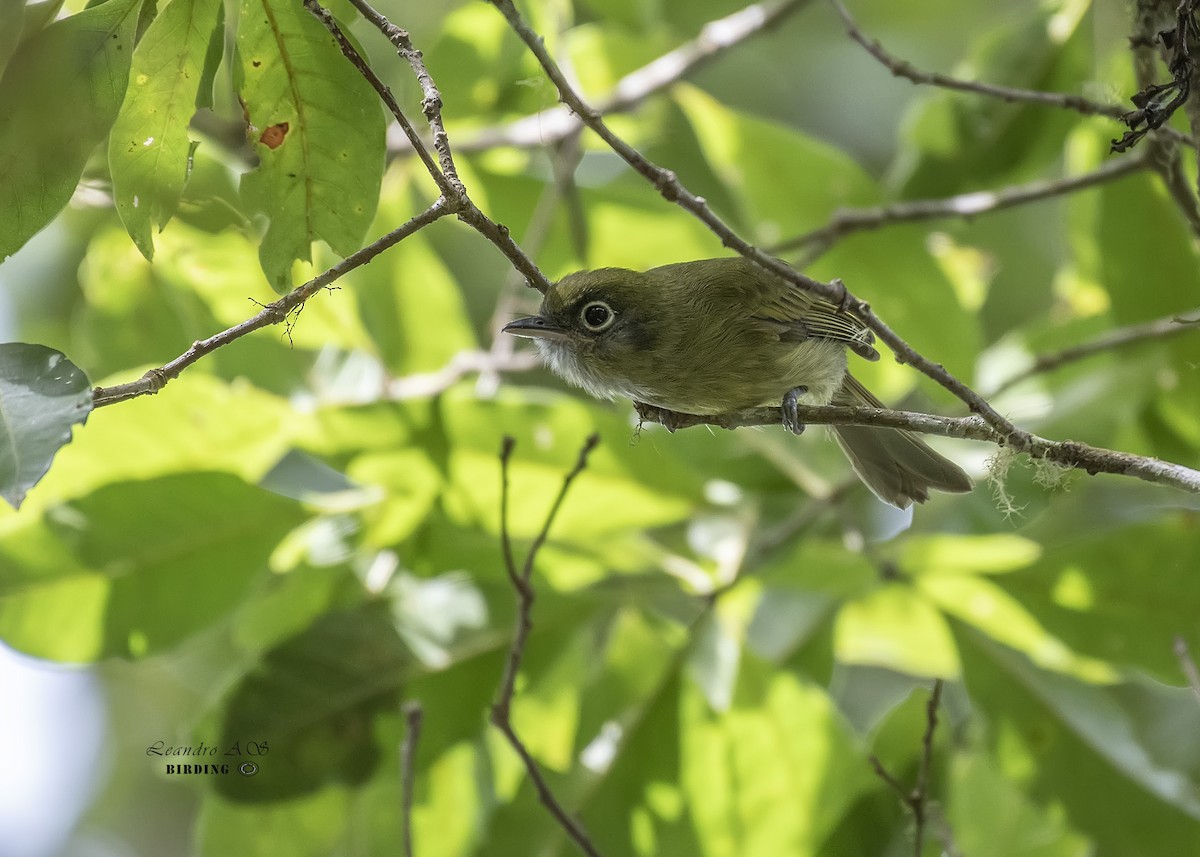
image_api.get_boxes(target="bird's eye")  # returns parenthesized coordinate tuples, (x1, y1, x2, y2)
(580, 300, 615, 331)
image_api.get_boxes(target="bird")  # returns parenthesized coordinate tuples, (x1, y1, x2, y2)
(503, 256, 972, 508)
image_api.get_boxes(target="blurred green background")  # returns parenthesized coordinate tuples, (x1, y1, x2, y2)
(2, 0, 1200, 855)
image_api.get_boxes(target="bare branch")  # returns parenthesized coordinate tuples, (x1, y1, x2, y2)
(400, 701, 423, 857)
(830, 0, 1194, 149)
(633, 400, 1200, 495)
(447, 0, 815, 153)
(310, 0, 553, 293)
(384, 350, 540, 400)
(869, 680, 945, 857)
(774, 155, 1150, 258)
(485, 0, 1032, 452)
(340, 0, 462, 186)
(492, 434, 604, 857)
(989, 308, 1200, 396)
(91, 202, 449, 408)
(303, 0, 449, 196)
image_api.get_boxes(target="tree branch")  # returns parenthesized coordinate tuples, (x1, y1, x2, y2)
(988, 307, 1200, 395)
(445, 0, 815, 153)
(485, 0, 1033, 453)
(869, 680, 945, 857)
(91, 201, 450, 408)
(830, 0, 1194, 148)
(1128, 1, 1200, 235)
(309, 0, 553, 293)
(492, 434, 604, 857)
(400, 701, 423, 857)
(633, 401, 1200, 495)
(773, 155, 1150, 258)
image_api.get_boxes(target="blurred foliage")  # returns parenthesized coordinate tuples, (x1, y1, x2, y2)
(2, 0, 1200, 855)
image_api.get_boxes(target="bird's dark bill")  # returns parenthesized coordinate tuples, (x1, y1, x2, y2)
(502, 316, 570, 341)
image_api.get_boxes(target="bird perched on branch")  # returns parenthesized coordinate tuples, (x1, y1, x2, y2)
(504, 256, 971, 508)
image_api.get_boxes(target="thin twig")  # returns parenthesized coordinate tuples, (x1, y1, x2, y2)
(989, 307, 1200, 395)
(343, 0, 462, 186)
(773, 155, 1150, 257)
(830, 0, 1194, 148)
(400, 701, 424, 857)
(91, 201, 449, 408)
(498, 437, 519, 591)
(485, 0, 1032, 452)
(310, 0, 553, 293)
(446, 0, 815, 153)
(632, 400, 1200, 495)
(491, 434, 604, 857)
(1174, 636, 1200, 704)
(869, 680, 945, 857)
(302, 0, 450, 196)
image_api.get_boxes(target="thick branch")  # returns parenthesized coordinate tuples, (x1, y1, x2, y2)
(486, 0, 1030, 451)
(633, 401, 1200, 495)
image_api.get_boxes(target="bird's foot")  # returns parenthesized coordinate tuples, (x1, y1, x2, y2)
(782, 386, 808, 435)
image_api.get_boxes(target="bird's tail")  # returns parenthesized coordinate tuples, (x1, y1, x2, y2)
(830, 374, 972, 508)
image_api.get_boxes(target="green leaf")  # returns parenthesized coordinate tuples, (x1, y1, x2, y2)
(0, 0, 142, 260)
(959, 630, 1200, 854)
(947, 751, 1092, 857)
(439, 387, 701, 538)
(0, 0, 24, 77)
(19, 372, 296, 508)
(109, 0, 224, 259)
(674, 83, 877, 243)
(0, 343, 92, 509)
(0, 471, 306, 661)
(213, 602, 407, 801)
(235, 0, 385, 290)
(680, 658, 874, 856)
(896, 0, 1092, 195)
(351, 227, 478, 375)
(198, 787, 351, 857)
(834, 584, 960, 678)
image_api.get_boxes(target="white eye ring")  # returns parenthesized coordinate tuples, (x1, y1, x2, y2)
(580, 300, 615, 332)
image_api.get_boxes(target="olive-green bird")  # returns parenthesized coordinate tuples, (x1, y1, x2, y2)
(503, 257, 971, 508)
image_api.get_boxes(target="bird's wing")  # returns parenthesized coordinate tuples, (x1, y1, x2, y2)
(745, 267, 880, 362)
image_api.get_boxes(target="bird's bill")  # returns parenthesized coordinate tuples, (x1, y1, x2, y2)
(502, 316, 571, 341)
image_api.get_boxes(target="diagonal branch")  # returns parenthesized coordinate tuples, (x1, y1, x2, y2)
(91, 201, 450, 408)
(448, 0, 815, 153)
(308, 0, 552, 293)
(486, 0, 1033, 450)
